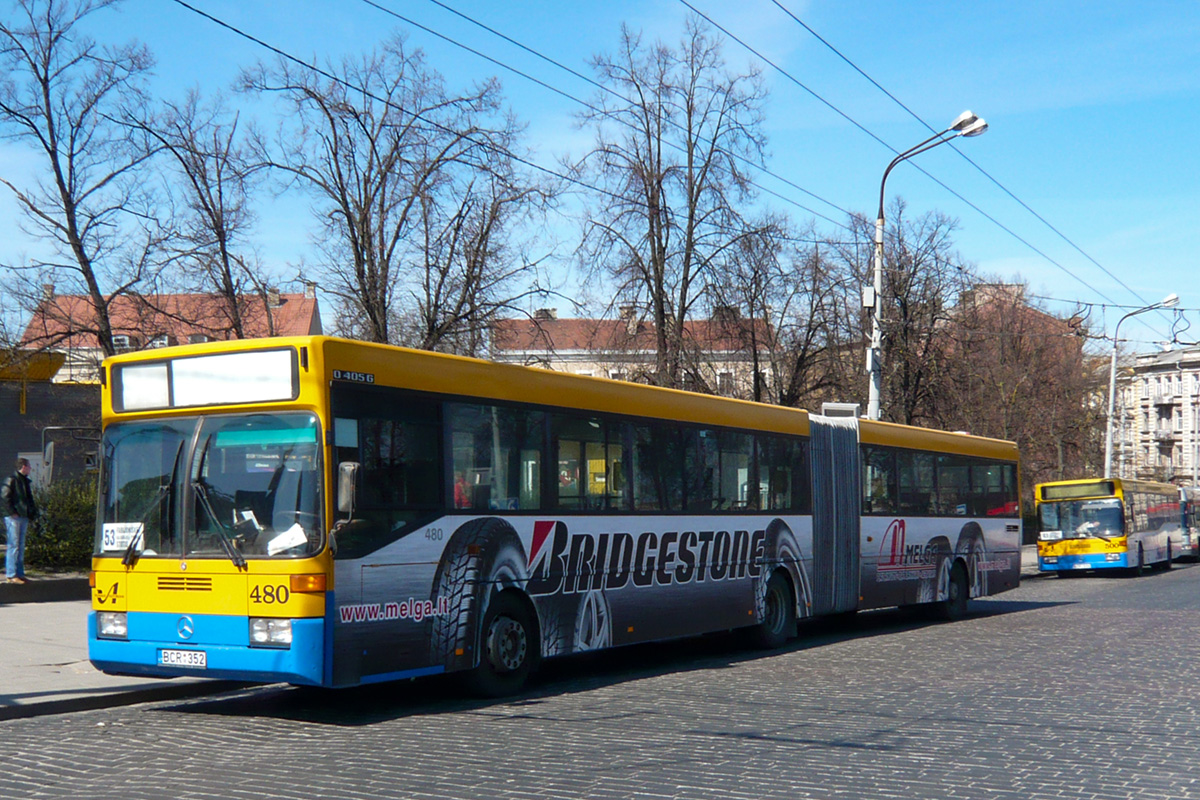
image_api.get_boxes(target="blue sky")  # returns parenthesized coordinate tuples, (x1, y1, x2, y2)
(3, 0, 1198, 348)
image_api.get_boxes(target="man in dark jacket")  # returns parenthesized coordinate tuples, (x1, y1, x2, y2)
(2, 458, 38, 584)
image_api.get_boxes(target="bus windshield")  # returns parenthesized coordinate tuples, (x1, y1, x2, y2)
(98, 412, 323, 559)
(1038, 498, 1124, 540)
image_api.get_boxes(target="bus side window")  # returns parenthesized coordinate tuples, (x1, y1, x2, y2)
(684, 428, 719, 512)
(862, 446, 896, 515)
(632, 422, 682, 512)
(448, 403, 544, 511)
(937, 454, 970, 515)
(551, 413, 621, 512)
(898, 451, 935, 516)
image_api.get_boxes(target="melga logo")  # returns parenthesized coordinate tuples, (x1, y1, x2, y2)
(526, 520, 767, 596)
(879, 518, 941, 569)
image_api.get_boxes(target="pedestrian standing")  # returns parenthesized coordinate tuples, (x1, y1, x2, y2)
(2, 457, 38, 584)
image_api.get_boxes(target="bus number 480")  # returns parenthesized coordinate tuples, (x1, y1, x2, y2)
(250, 584, 290, 604)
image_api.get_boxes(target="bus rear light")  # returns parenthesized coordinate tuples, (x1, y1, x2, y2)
(88, 572, 96, 588)
(98, 611, 128, 639)
(290, 574, 326, 593)
(249, 618, 293, 647)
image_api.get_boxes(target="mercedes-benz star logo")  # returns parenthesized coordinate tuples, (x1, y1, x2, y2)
(177, 616, 195, 640)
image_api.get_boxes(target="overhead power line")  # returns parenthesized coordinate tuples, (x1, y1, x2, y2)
(766, 0, 1156, 314)
(376, 0, 854, 228)
(675, 0, 1132, 311)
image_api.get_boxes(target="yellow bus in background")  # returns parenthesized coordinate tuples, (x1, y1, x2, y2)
(1035, 478, 1182, 575)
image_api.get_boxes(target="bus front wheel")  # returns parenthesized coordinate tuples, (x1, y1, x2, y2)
(1130, 544, 1145, 578)
(464, 591, 539, 697)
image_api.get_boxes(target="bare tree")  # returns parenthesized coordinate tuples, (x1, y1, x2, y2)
(141, 89, 276, 340)
(399, 161, 553, 355)
(934, 282, 1101, 486)
(576, 17, 769, 389)
(706, 222, 859, 408)
(0, 0, 158, 356)
(241, 33, 536, 347)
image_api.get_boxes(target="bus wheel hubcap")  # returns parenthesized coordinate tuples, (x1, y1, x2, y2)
(486, 616, 526, 672)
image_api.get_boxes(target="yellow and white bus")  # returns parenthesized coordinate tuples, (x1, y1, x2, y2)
(1035, 478, 1182, 575)
(89, 336, 1022, 695)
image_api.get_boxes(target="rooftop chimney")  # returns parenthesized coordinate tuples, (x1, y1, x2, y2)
(619, 304, 638, 335)
(303, 281, 316, 300)
(533, 308, 558, 321)
(41, 283, 55, 302)
(267, 287, 282, 308)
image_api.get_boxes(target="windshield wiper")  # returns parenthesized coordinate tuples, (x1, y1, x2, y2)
(123, 441, 184, 567)
(192, 479, 247, 569)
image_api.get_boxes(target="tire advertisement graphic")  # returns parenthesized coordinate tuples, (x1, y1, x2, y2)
(914, 536, 952, 604)
(333, 510, 1015, 688)
(540, 588, 613, 657)
(755, 518, 812, 622)
(429, 518, 528, 672)
(955, 522, 988, 597)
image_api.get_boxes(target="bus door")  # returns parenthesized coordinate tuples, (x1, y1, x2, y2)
(809, 415, 861, 615)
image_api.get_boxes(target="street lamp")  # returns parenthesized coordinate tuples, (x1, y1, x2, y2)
(1104, 292, 1180, 478)
(866, 110, 988, 420)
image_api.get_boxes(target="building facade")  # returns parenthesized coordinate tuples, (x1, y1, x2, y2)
(491, 307, 772, 398)
(1114, 346, 1200, 484)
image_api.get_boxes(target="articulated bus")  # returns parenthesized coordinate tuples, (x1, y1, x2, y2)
(1035, 478, 1183, 575)
(89, 336, 1022, 695)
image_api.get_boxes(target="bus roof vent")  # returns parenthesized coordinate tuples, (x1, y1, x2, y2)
(821, 402, 861, 418)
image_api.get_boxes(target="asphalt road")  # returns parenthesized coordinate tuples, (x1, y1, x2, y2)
(4, 563, 1200, 800)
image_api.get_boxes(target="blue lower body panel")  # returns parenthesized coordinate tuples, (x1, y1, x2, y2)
(1038, 552, 1128, 572)
(88, 611, 325, 686)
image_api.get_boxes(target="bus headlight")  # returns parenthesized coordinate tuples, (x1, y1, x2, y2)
(98, 611, 128, 639)
(249, 618, 292, 648)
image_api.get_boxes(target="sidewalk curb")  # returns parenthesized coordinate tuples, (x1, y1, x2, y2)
(0, 679, 249, 722)
(0, 576, 90, 605)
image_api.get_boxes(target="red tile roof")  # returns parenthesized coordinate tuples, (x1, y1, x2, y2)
(19, 292, 322, 350)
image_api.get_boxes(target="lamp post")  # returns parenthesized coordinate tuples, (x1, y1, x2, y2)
(866, 110, 988, 421)
(1104, 293, 1179, 478)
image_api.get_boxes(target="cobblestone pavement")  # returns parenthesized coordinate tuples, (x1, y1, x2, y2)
(5, 564, 1200, 800)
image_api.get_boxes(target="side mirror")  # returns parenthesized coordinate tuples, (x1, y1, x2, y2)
(337, 462, 360, 516)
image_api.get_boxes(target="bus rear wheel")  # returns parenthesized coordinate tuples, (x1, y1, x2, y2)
(747, 571, 795, 649)
(463, 591, 539, 698)
(934, 562, 969, 621)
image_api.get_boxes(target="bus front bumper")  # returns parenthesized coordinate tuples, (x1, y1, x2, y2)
(1038, 552, 1128, 572)
(87, 611, 325, 686)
